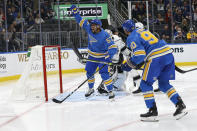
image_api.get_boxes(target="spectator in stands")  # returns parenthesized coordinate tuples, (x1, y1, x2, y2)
(0, 21, 6, 52)
(186, 27, 197, 42)
(161, 25, 171, 42)
(173, 0, 182, 7)
(156, 13, 165, 24)
(8, 31, 20, 52)
(131, 4, 138, 20)
(148, 0, 158, 16)
(181, 18, 189, 33)
(174, 27, 186, 41)
(136, 3, 146, 21)
(7, 8, 15, 26)
(47, 9, 55, 20)
(0, 26, 6, 52)
(0, 22, 5, 32)
(15, 12, 24, 32)
(143, 13, 157, 25)
(193, 1, 197, 9)
(40, 8, 47, 20)
(174, 8, 183, 24)
(181, 1, 190, 13)
(165, 8, 172, 25)
(194, 7, 197, 23)
(182, 6, 190, 19)
(156, 0, 165, 12)
(26, 12, 35, 27)
(0, 8, 5, 24)
(35, 13, 44, 24)
(7, 22, 20, 52)
(11, 6, 18, 19)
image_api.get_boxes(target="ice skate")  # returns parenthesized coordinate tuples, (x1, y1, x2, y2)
(173, 97, 188, 120)
(97, 84, 108, 96)
(85, 88, 94, 98)
(108, 91, 115, 101)
(132, 87, 142, 95)
(113, 85, 122, 91)
(140, 103, 159, 122)
(154, 88, 161, 93)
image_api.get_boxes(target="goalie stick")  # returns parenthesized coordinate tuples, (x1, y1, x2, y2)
(71, 42, 121, 66)
(52, 64, 106, 103)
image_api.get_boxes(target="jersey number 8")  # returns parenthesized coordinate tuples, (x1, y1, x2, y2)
(141, 31, 158, 45)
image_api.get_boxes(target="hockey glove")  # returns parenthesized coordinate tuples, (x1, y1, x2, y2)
(77, 51, 89, 65)
(77, 58, 86, 65)
(121, 63, 132, 71)
(111, 53, 120, 64)
(105, 56, 112, 63)
(70, 5, 79, 15)
(126, 57, 144, 70)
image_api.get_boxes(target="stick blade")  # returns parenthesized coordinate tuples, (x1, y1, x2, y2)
(52, 98, 63, 104)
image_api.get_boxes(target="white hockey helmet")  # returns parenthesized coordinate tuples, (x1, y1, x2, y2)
(105, 29, 113, 36)
(135, 22, 144, 29)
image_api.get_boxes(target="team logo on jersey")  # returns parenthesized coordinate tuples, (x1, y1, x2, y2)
(89, 34, 97, 44)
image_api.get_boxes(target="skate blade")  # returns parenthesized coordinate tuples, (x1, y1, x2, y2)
(96, 93, 108, 96)
(109, 98, 115, 102)
(85, 94, 95, 99)
(141, 116, 159, 122)
(132, 93, 143, 96)
(175, 111, 188, 120)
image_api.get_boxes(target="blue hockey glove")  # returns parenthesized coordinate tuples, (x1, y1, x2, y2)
(70, 5, 79, 15)
(105, 56, 112, 63)
(121, 63, 132, 71)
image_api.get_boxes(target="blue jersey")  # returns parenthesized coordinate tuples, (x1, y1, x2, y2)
(126, 29, 172, 65)
(74, 14, 117, 59)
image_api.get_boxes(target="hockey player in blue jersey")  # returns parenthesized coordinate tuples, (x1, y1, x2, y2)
(121, 19, 187, 121)
(70, 5, 118, 99)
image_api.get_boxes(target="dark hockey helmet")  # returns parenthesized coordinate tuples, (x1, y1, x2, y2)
(90, 19, 102, 27)
(122, 19, 135, 32)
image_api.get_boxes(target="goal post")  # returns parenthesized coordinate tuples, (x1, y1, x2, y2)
(11, 45, 63, 102)
(42, 45, 63, 101)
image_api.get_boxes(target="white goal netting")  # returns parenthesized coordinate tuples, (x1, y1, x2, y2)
(11, 45, 63, 102)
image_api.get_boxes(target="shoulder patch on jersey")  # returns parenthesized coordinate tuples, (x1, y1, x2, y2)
(106, 37, 112, 43)
(89, 34, 97, 43)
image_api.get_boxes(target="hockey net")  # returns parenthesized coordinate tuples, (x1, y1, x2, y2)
(11, 45, 63, 102)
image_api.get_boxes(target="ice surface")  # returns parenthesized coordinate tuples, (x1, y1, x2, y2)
(0, 67, 197, 131)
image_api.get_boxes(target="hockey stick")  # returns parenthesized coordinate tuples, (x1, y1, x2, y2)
(175, 65, 197, 74)
(52, 64, 106, 103)
(71, 42, 121, 66)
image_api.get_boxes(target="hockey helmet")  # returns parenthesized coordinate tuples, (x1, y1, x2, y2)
(90, 19, 102, 27)
(105, 29, 112, 36)
(135, 22, 144, 29)
(122, 20, 135, 32)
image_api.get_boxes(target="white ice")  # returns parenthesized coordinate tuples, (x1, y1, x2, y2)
(0, 66, 197, 131)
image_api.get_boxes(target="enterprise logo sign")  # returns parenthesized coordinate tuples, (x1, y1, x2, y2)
(66, 7, 102, 17)
(53, 4, 108, 19)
